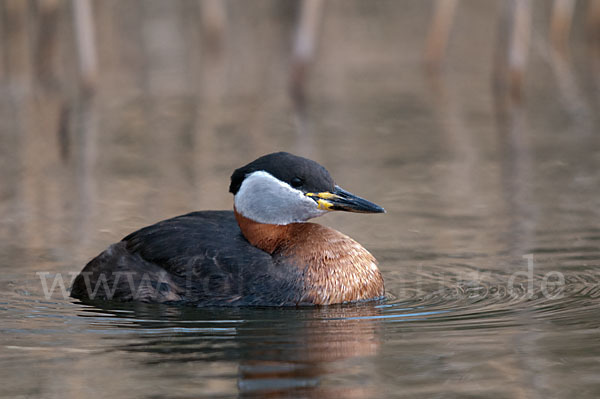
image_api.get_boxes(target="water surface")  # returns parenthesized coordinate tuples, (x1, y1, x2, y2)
(1, 1, 600, 398)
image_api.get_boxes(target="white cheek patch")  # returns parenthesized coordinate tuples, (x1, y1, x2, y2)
(234, 171, 326, 225)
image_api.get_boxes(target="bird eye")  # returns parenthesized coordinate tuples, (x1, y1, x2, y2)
(290, 177, 303, 188)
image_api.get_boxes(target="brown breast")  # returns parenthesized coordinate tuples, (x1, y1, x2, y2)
(234, 209, 385, 305)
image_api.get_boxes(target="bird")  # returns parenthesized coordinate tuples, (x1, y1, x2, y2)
(70, 152, 385, 306)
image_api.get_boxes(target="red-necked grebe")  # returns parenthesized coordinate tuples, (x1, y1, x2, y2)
(71, 152, 385, 306)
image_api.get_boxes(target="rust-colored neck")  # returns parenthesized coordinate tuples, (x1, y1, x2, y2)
(233, 207, 384, 305)
(234, 208, 292, 254)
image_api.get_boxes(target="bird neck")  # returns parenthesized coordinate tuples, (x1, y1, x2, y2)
(233, 207, 385, 305)
(234, 208, 294, 254)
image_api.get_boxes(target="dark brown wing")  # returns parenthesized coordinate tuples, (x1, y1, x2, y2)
(71, 211, 305, 306)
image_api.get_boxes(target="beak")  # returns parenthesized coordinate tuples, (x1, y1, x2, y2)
(306, 186, 385, 214)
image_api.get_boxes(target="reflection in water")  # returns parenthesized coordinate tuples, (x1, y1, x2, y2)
(76, 303, 382, 398)
(73, 96, 99, 247)
(495, 97, 535, 258)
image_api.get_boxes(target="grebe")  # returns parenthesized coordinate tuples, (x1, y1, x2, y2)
(71, 152, 385, 306)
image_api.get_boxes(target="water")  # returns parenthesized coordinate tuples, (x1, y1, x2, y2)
(1, 1, 600, 398)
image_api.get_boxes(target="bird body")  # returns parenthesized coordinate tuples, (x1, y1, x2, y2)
(71, 152, 385, 306)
